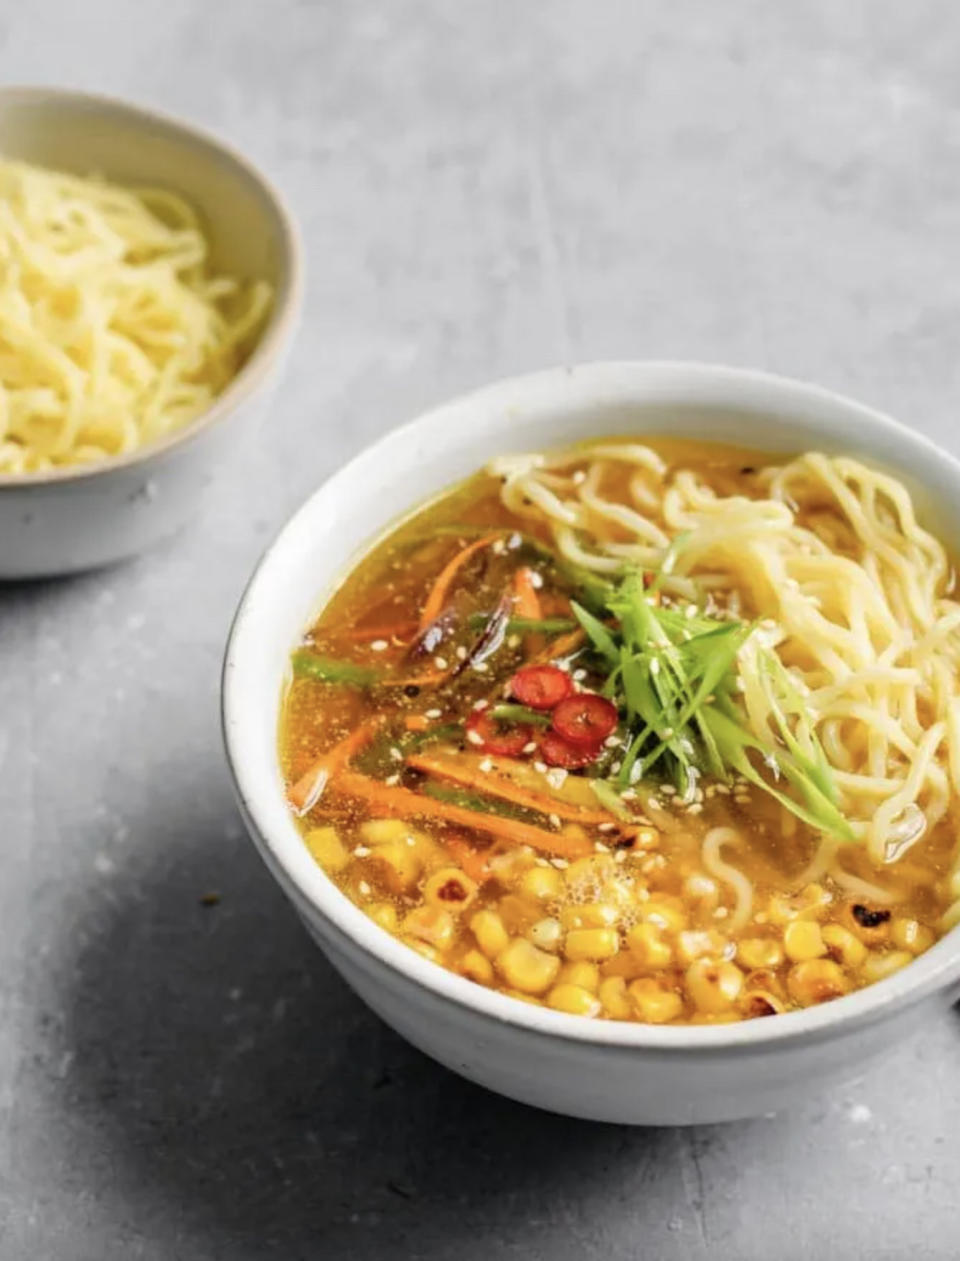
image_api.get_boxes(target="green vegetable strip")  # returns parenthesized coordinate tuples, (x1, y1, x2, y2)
(468, 614, 578, 634)
(490, 703, 552, 727)
(292, 651, 380, 686)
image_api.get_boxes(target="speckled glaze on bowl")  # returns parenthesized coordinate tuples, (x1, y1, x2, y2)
(0, 86, 302, 577)
(222, 362, 960, 1125)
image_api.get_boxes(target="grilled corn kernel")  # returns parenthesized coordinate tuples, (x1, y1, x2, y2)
(676, 929, 728, 965)
(684, 873, 719, 907)
(861, 950, 913, 983)
(685, 959, 744, 1012)
(558, 960, 600, 991)
(738, 989, 785, 1018)
(628, 978, 684, 1024)
(496, 938, 561, 994)
(786, 958, 849, 1005)
(498, 894, 541, 933)
(403, 937, 441, 963)
(599, 976, 632, 1019)
(821, 923, 868, 968)
(767, 883, 831, 925)
(783, 920, 826, 962)
(626, 922, 673, 969)
(841, 902, 890, 945)
(305, 826, 350, 872)
(527, 917, 563, 952)
(423, 867, 478, 912)
(640, 895, 687, 933)
(547, 983, 601, 1017)
(470, 909, 509, 959)
(518, 865, 564, 902)
(460, 949, 494, 985)
(370, 841, 422, 891)
(564, 927, 620, 962)
(368, 902, 399, 932)
(402, 906, 456, 950)
(361, 818, 414, 846)
(890, 918, 934, 955)
(560, 902, 620, 931)
(737, 937, 784, 970)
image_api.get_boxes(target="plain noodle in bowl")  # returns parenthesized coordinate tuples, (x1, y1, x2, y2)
(0, 156, 272, 474)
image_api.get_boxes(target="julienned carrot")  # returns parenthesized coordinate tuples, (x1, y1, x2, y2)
(418, 533, 502, 631)
(333, 770, 593, 859)
(287, 718, 382, 813)
(403, 714, 431, 731)
(405, 752, 616, 824)
(512, 566, 542, 620)
(345, 623, 418, 643)
(443, 833, 497, 883)
(531, 627, 586, 664)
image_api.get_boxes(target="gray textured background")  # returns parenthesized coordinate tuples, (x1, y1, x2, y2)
(3, 2, 960, 1258)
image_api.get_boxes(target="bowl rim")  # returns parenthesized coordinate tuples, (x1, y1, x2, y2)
(223, 360, 960, 1051)
(0, 83, 303, 490)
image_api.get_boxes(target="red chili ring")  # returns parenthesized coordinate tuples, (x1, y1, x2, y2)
(538, 729, 603, 770)
(466, 708, 533, 757)
(508, 664, 573, 710)
(551, 693, 619, 746)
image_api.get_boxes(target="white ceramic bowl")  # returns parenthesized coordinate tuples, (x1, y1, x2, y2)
(0, 86, 302, 577)
(223, 362, 960, 1125)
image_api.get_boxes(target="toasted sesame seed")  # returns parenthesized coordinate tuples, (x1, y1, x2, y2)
(456, 645, 468, 660)
(370, 640, 389, 652)
(384, 774, 400, 786)
(433, 656, 448, 670)
(353, 845, 371, 857)
(620, 789, 637, 800)
(530, 571, 544, 589)
(533, 760, 548, 774)
(650, 658, 660, 676)
(358, 881, 371, 896)
(754, 912, 768, 925)
(714, 906, 729, 919)
(548, 813, 561, 829)
(597, 822, 616, 833)
(473, 662, 489, 673)
(594, 840, 610, 852)
(545, 768, 568, 790)
(425, 708, 442, 719)
(686, 803, 703, 815)
(550, 858, 569, 870)
(508, 532, 522, 549)
(507, 634, 521, 649)
(684, 604, 697, 619)
(478, 757, 493, 773)
(604, 735, 621, 748)
(610, 761, 622, 774)
(522, 741, 537, 754)
(573, 668, 587, 682)
(614, 849, 627, 864)
(572, 470, 586, 485)
(473, 699, 489, 711)
(660, 785, 676, 796)
(466, 730, 485, 746)
(491, 538, 507, 555)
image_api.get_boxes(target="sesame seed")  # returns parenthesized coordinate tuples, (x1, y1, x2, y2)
(389, 747, 403, 762)
(715, 783, 731, 795)
(508, 532, 522, 549)
(507, 634, 521, 649)
(650, 658, 660, 676)
(594, 840, 610, 852)
(660, 786, 676, 796)
(620, 789, 637, 800)
(614, 850, 627, 864)
(358, 881, 371, 896)
(478, 757, 493, 773)
(370, 640, 388, 652)
(530, 571, 544, 589)
(754, 912, 768, 925)
(456, 645, 468, 660)
(473, 662, 489, 673)
(434, 656, 448, 670)
(466, 730, 485, 746)
(533, 760, 548, 774)
(548, 813, 561, 829)
(660, 727, 674, 739)
(522, 741, 537, 754)
(384, 774, 400, 786)
(572, 470, 586, 485)
(353, 845, 370, 857)
(425, 708, 442, 719)
(405, 835, 417, 847)
(684, 604, 697, 619)
(545, 768, 568, 790)
(491, 538, 507, 555)
(550, 858, 569, 870)
(714, 906, 729, 919)
(597, 822, 616, 833)
(473, 699, 489, 711)
(610, 761, 622, 774)
(686, 803, 703, 815)
(573, 669, 587, 682)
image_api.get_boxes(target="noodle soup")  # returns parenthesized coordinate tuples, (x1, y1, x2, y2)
(279, 438, 959, 1025)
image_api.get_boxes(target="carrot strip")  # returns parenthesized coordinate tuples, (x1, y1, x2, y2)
(406, 752, 616, 824)
(403, 714, 431, 731)
(418, 533, 502, 631)
(443, 833, 497, 884)
(333, 770, 593, 858)
(512, 567, 542, 620)
(287, 718, 382, 812)
(531, 627, 586, 664)
(381, 667, 449, 689)
(344, 623, 418, 643)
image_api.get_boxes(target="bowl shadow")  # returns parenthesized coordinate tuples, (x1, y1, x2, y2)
(51, 779, 713, 1258)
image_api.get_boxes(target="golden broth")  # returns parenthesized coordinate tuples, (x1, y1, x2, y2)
(279, 439, 956, 1025)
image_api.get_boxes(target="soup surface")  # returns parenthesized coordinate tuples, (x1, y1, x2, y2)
(279, 437, 960, 1025)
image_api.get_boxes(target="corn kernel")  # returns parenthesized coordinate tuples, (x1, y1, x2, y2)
(498, 894, 541, 933)
(628, 978, 684, 1024)
(841, 903, 891, 945)
(822, 923, 867, 968)
(558, 960, 600, 991)
(368, 902, 398, 932)
(890, 918, 934, 955)
(685, 959, 744, 1012)
(460, 949, 494, 985)
(783, 920, 826, 962)
(527, 917, 563, 952)
(560, 902, 620, 931)
(738, 989, 784, 1018)
(639, 895, 686, 933)
(564, 927, 620, 962)
(684, 873, 719, 906)
(517, 865, 564, 902)
(470, 909, 509, 959)
(305, 826, 350, 872)
(676, 929, 728, 965)
(547, 983, 601, 1017)
(737, 937, 784, 970)
(599, 976, 632, 1019)
(422, 866, 478, 912)
(598, 952, 644, 980)
(626, 922, 673, 969)
(861, 950, 913, 983)
(361, 818, 414, 846)
(496, 938, 561, 994)
(767, 883, 831, 925)
(786, 958, 849, 1005)
(370, 841, 422, 891)
(402, 905, 456, 950)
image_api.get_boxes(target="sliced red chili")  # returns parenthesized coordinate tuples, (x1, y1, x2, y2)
(538, 729, 603, 769)
(509, 664, 573, 710)
(551, 693, 619, 746)
(465, 708, 533, 757)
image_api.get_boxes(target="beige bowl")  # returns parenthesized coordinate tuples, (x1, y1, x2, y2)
(0, 86, 302, 577)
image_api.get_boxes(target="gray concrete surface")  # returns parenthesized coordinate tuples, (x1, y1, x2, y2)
(2, 2, 960, 1257)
